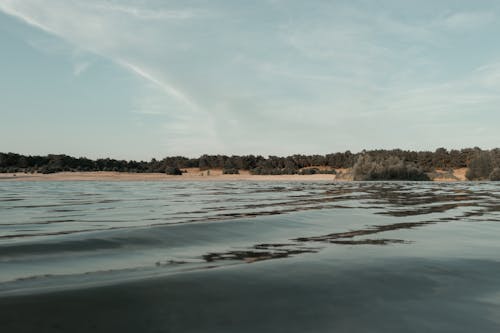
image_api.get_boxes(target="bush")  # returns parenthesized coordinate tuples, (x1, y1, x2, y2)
(299, 168, 319, 175)
(466, 151, 494, 180)
(165, 166, 182, 175)
(353, 155, 429, 181)
(222, 168, 239, 174)
(39, 166, 58, 174)
(490, 168, 500, 181)
(250, 167, 297, 175)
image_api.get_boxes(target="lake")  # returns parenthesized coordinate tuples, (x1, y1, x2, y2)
(1, 181, 500, 332)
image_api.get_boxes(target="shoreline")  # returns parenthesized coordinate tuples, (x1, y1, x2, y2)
(0, 168, 468, 182)
(0, 171, 339, 182)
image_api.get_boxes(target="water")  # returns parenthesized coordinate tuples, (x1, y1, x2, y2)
(1, 181, 500, 332)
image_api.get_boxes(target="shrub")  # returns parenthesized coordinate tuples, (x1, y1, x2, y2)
(222, 168, 239, 174)
(250, 167, 298, 175)
(299, 168, 319, 175)
(353, 155, 429, 181)
(165, 166, 182, 175)
(490, 168, 500, 181)
(466, 151, 494, 180)
(39, 166, 57, 174)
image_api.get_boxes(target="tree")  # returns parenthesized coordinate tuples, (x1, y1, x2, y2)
(466, 151, 494, 180)
(353, 155, 429, 181)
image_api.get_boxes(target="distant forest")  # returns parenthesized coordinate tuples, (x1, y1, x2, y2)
(1, 148, 500, 181)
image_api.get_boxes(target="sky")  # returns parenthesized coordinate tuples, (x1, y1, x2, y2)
(1, 0, 499, 160)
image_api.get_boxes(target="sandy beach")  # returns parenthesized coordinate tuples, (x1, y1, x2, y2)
(0, 169, 338, 182)
(431, 168, 467, 182)
(0, 167, 468, 182)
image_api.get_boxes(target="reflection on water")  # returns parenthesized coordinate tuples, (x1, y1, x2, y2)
(203, 244, 319, 264)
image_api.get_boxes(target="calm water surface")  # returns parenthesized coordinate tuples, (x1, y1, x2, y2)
(1, 181, 500, 332)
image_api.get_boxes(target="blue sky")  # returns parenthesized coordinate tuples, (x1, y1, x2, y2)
(1, 1, 499, 160)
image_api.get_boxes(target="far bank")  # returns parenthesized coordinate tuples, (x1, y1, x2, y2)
(0, 168, 468, 182)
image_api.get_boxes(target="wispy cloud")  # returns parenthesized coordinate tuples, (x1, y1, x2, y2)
(117, 59, 198, 111)
(89, 3, 197, 20)
(1, 1, 499, 156)
(0, 2, 56, 35)
(0, 0, 201, 110)
(73, 62, 90, 76)
(441, 11, 495, 30)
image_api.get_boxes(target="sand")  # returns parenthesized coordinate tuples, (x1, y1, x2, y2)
(0, 169, 338, 182)
(0, 168, 470, 182)
(452, 168, 467, 181)
(431, 168, 468, 182)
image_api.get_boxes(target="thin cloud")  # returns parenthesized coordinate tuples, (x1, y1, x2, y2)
(73, 62, 90, 76)
(0, 2, 56, 35)
(0, 1, 199, 111)
(1, 1, 499, 156)
(441, 11, 495, 30)
(89, 3, 197, 20)
(117, 59, 198, 111)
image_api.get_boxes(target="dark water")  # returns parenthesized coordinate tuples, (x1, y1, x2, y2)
(1, 181, 500, 332)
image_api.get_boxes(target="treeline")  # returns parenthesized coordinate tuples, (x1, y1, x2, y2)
(0, 152, 354, 174)
(465, 151, 500, 181)
(352, 155, 430, 181)
(1, 148, 499, 177)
